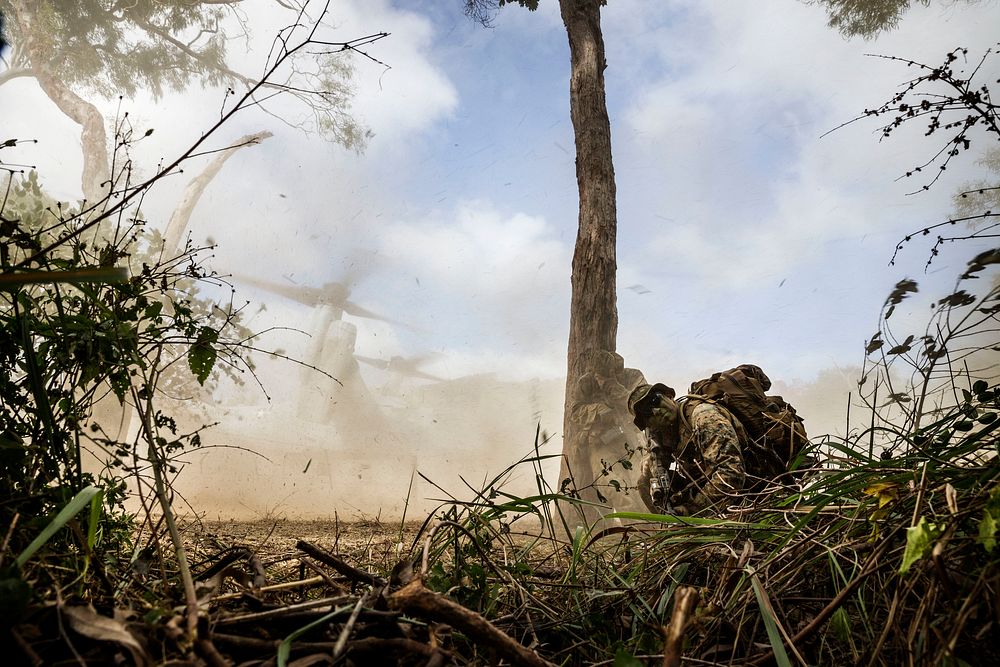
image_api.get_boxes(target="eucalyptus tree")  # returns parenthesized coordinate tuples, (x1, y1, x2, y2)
(0, 0, 377, 442)
(0, 0, 367, 203)
(465, 0, 627, 514)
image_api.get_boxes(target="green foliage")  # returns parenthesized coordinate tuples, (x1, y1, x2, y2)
(277, 607, 352, 667)
(749, 571, 794, 667)
(0, 136, 255, 595)
(979, 484, 1000, 552)
(899, 516, 943, 573)
(188, 325, 219, 385)
(1, 0, 229, 99)
(811, 0, 930, 39)
(408, 154, 1000, 661)
(500, 0, 541, 8)
(0, 1, 370, 149)
(612, 648, 643, 667)
(14, 485, 103, 570)
(414, 368, 999, 663)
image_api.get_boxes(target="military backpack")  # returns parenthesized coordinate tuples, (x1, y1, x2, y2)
(684, 364, 809, 485)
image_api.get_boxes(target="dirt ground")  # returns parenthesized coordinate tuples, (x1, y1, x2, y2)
(178, 517, 430, 581)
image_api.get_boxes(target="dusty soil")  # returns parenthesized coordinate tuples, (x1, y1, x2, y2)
(178, 517, 430, 585)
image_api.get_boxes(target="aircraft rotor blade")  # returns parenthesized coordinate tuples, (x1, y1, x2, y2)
(236, 274, 322, 307)
(356, 354, 444, 382)
(343, 300, 410, 328)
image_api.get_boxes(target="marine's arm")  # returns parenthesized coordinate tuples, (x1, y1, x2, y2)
(680, 403, 746, 515)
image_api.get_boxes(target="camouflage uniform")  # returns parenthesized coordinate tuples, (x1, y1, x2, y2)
(634, 392, 746, 516)
(668, 401, 746, 515)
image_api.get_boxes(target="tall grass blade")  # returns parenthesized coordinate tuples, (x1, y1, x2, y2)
(16, 485, 102, 569)
(749, 571, 793, 667)
(277, 606, 351, 667)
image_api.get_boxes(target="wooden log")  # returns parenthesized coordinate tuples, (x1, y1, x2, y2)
(388, 579, 556, 667)
(296, 540, 387, 587)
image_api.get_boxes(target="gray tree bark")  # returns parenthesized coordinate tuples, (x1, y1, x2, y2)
(8, 0, 110, 204)
(557, 0, 623, 518)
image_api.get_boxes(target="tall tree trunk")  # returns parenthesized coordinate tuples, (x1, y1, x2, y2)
(9, 0, 110, 203)
(32, 70, 111, 204)
(557, 0, 620, 514)
(162, 130, 273, 256)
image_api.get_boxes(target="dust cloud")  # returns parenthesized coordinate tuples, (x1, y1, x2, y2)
(157, 362, 569, 522)
(86, 351, 877, 523)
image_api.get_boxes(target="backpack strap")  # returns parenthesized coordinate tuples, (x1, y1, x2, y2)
(681, 395, 750, 448)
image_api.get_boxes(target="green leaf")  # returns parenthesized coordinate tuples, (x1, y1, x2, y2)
(979, 486, 1000, 553)
(613, 647, 644, 667)
(278, 606, 350, 667)
(605, 511, 773, 529)
(87, 488, 104, 552)
(830, 606, 852, 642)
(980, 512, 998, 553)
(16, 485, 102, 568)
(900, 516, 943, 574)
(143, 301, 163, 320)
(187, 326, 218, 385)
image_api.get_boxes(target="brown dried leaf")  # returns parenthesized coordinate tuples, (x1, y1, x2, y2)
(63, 605, 148, 666)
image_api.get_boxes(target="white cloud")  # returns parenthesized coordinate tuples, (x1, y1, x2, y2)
(377, 200, 572, 371)
(613, 0, 1000, 292)
(325, 0, 459, 147)
(388, 202, 565, 296)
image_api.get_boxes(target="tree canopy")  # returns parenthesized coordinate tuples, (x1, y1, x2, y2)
(1, 1, 231, 96)
(812, 0, 931, 39)
(0, 1, 370, 200)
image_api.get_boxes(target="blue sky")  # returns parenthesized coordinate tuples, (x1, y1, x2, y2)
(9, 0, 1000, 381)
(4, 0, 1000, 514)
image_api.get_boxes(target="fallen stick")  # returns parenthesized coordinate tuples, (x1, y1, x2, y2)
(388, 579, 557, 667)
(662, 586, 699, 667)
(212, 633, 335, 652)
(213, 633, 441, 661)
(332, 590, 372, 659)
(296, 540, 387, 587)
(215, 595, 354, 626)
(212, 575, 327, 602)
(300, 558, 350, 593)
(194, 638, 231, 667)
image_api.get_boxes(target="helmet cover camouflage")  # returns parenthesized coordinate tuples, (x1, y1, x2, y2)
(628, 382, 675, 424)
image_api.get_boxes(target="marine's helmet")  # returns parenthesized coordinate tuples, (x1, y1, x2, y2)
(627, 382, 675, 429)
